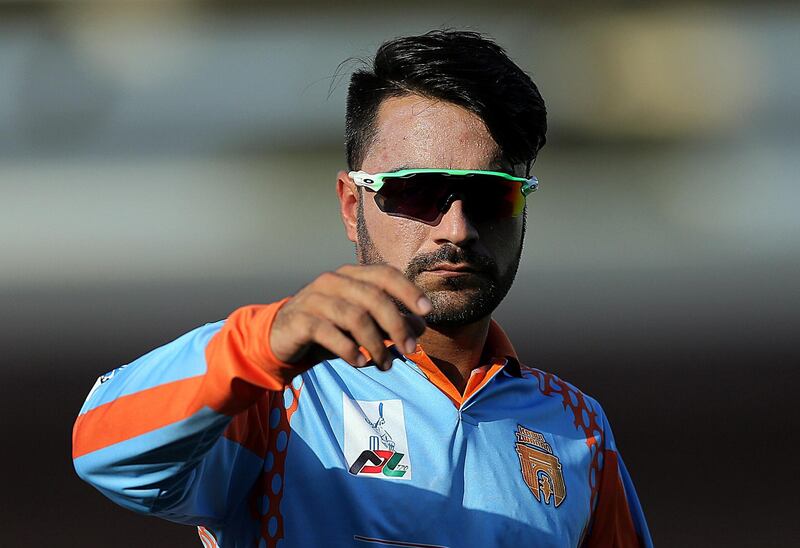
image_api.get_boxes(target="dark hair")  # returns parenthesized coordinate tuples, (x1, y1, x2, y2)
(345, 29, 547, 175)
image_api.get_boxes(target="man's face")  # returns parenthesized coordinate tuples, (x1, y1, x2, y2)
(343, 94, 525, 327)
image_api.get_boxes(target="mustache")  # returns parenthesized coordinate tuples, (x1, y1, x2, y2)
(404, 245, 499, 280)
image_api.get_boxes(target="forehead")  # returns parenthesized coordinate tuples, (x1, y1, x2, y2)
(361, 94, 502, 173)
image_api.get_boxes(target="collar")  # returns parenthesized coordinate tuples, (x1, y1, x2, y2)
(484, 318, 522, 378)
(403, 318, 521, 375)
(401, 318, 522, 407)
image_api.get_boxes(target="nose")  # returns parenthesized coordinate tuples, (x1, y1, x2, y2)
(430, 196, 479, 247)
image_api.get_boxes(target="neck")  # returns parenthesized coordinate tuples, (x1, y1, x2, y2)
(418, 317, 491, 394)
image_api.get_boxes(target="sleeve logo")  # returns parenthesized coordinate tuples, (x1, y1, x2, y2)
(515, 424, 566, 508)
(343, 396, 412, 480)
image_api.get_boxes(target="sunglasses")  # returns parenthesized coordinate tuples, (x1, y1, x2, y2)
(349, 168, 538, 225)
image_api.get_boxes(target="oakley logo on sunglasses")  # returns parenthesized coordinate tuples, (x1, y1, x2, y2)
(349, 168, 538, 225)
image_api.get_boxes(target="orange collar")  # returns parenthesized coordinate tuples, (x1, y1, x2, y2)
(484, 318, 519, 363)
(404, 319, 520, 408)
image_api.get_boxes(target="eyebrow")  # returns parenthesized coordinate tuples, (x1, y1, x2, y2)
(381, 161, 512, 174)
(384, 165, 414, 172)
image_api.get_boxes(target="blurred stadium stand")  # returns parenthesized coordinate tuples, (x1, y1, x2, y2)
(2, 1, 798, 546)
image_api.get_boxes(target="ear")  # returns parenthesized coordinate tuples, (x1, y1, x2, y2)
(336, 170, 359, 243)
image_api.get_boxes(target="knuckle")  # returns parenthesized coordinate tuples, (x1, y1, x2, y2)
(336, 264, 356, 275)
(290, 311, 312, 332)
(347, 307, 370, 328)
(307, 317, 326, 338)
(301, 291, 321, 307)
(363, 263, 387, 276)
(374, 302, 400, 324)
(300, 314, 315, 333)
(316, 271, 339, 286)
(360, 282, 385, 302)
(330, 297, 350, 317)
(375, 264, 396, 276)
(298, 312, 318, 333)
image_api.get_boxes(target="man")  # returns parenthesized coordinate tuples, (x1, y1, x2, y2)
(73, 30, 652, 547)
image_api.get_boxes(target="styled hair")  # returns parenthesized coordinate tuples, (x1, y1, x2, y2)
(345, 29, 547, 174)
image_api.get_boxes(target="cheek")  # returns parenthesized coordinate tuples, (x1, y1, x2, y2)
(364, 202, 429, 266)
(478, 218, 524, 262)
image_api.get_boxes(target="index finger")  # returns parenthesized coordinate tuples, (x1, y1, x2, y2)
(336, 264, 432, 316)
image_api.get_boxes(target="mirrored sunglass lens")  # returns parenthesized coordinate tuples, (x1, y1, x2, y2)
(376, 174, 450, 222)
(375, 173, 525, 222)
(458, 175, 525, 220)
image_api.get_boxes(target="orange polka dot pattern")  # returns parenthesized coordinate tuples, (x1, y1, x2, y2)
(255, 378, 304, 548)
(521, 366, 604, 512)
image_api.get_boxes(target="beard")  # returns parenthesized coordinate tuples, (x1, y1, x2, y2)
(356, 196, 524, 327)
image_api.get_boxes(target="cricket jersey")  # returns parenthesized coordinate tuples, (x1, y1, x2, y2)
(72, 299, 652, 547)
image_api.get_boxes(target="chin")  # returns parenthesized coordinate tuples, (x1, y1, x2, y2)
(424, 288, 499, 327)
(424, 309, 491, 328)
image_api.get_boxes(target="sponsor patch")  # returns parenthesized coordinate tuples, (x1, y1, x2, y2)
(344, 396, 412, 480)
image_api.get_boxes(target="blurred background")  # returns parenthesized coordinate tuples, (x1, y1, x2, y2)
(2, 1, 798, 546)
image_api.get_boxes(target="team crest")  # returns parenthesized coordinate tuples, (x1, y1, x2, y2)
(343, 396, 412, 480)
(515, 425, 566, 508)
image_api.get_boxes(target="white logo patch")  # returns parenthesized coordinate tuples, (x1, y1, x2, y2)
(83, 365, 127, 406)
(343, 395, 412, 480)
